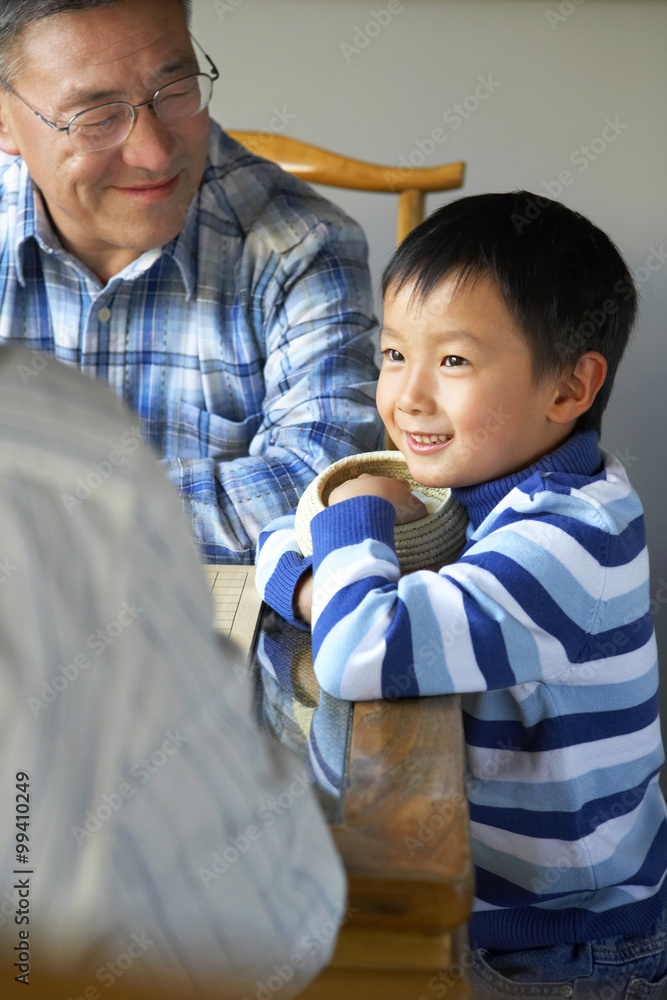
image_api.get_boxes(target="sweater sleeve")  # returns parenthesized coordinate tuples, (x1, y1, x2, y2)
(255, 510, 313, 629)
(308, 487, 652, 700)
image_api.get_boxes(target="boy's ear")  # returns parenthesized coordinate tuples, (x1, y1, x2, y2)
(0, 94, 21, 155)
(548, 351, 607, 425)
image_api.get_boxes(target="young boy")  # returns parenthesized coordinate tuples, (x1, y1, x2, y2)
(255, 192, 667, 996)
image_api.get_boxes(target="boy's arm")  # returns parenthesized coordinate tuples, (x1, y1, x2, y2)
(256, 477, 427, 627)
(308, 490, 652, 701)
(255, 511, 313, 629)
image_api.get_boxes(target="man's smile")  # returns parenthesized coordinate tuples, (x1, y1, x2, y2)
(112, 172, 181, 201)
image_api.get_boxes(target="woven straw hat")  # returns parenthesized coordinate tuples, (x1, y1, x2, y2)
(295, 451, 469, 573)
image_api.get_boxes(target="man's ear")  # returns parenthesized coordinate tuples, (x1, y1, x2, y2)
(0, 94, 21, 155)
(548, 352, 607, 425)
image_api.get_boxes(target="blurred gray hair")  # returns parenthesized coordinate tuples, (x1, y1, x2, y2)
(0, 0, 192, 87)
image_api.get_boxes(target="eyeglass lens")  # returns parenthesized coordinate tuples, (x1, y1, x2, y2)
(68, 74, 213, 151)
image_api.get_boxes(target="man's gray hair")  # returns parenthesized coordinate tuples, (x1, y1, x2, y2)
(0, 0, 192, 86)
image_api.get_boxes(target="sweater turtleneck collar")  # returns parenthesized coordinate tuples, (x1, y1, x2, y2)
(450, 430, 602, 531)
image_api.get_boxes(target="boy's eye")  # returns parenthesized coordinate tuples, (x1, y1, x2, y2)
(442, 355, 468, 368)
(382, 348, 404, 363)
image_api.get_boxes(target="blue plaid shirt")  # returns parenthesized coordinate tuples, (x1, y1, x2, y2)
(0, 121, 382, 562)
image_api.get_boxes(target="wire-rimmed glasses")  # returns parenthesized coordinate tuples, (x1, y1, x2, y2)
(1, 39, 219, 153)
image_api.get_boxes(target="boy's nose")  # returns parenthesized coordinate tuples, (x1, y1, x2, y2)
(397, 368, 437, 414)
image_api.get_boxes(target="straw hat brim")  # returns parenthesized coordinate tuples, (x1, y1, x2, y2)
(295, 451, 468, 573)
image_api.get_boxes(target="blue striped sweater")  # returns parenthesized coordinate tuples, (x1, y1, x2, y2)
(256, 431, 667, 949)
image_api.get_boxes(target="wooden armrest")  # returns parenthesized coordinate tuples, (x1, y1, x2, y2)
(227, 130, 464, 195)
(331, 694, 473, 936)
(336, 696, 470, 879)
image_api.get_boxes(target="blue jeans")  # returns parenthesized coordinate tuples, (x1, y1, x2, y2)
(470, 915, 667, 999)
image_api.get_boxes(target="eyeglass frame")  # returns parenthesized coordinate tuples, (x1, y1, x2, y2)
(0, 35, 219, 150)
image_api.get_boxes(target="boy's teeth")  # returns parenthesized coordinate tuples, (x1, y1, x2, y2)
(412, 434, 449, 443)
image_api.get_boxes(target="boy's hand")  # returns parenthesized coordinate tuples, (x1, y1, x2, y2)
(328, 474, 427, 524)
(295, 569, 314, 624)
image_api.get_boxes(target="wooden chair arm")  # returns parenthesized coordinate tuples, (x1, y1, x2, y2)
(228, 130, 465, 194)
(332, 694, 473, 936)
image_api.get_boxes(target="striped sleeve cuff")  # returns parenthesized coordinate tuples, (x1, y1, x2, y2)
(310, 495, 396, 566)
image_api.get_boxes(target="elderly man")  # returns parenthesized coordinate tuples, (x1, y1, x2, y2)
(0, 0, 381, 561)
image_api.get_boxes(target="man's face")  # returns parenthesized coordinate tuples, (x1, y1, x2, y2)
(0, 0, 210, 281)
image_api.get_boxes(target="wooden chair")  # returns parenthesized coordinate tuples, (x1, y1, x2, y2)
(227, 131, 465, 245)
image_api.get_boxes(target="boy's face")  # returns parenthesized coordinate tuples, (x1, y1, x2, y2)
(377, 274, 573, 489)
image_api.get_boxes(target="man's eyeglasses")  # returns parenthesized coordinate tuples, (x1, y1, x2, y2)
(1, 38, 219, 153)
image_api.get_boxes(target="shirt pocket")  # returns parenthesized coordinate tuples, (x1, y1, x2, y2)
(160, 401, 261, 460)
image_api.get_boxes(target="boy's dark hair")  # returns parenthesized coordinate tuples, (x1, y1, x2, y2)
(381, 191, 638, 433)
(0, 0, 192, 85)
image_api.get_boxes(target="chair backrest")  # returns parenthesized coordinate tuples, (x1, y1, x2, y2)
(227, 131, 465, 245)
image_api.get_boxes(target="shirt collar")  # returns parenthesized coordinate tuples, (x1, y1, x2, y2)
(13, 155, 199, 298)
(451, 429, 603, 530)
(14, 158, 43, 286)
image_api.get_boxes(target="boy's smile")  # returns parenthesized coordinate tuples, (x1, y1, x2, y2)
(377, 274, 575, 489)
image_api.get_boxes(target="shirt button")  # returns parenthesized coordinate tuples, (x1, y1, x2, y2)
(627, 979, 641, 993)
(558, 987, 573, 998)
(97, 307, 112, 323)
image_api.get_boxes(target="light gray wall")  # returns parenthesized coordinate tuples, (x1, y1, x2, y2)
(192, 0, 667, 782)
